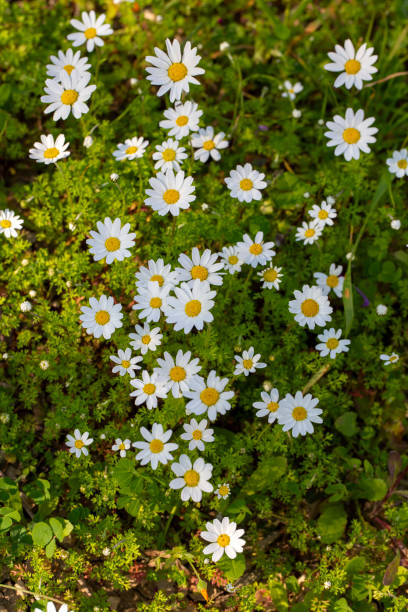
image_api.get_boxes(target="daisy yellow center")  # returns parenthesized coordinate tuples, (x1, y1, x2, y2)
(344, 59, 361, 75)
(84, 27, 97, 39)
(292, 406, 307, 421)
(264, 269, 278, 282)
(143, 383, 156, 394)
(203, 140, 215, 151)
(119, 443, 125, 450)
(170, 366, 186, 382)
(217, 534, 230, 547)
(243, 359, 253, 370)
(218, 485, 229, 496)
(304, 228, 315, 238)
(185, 299, 202, 317)
(176, 115, 188, 126)
(318, 210, 329, 220)
(168, 62, 188, 82)
(390, 355, 398, 362)
(43, 147, 59, 159)
(1, 220, 12, 228)
(326, 274, 339, 288)
(142, 334, 151, 345)
(162, 148, 176, 161)
(184, 469, 199, 487)
(249, 243, 262, 255)
(61, 89, 78, 105)
(150, 274, 164, 286)
(192, 429, 202, 440)
(64, 64, 75, 75)
(163, 189, 180, 204)
(240, 178, 253, 191)
(126, 146, 138, 155)
(121, 360, 130, 368)
(301, 299, 319, 317)
(75, 440, 84, 449)
(95, 310, 110, 325)
(150, 297, 162, 309)
(397, 159, 407, 169)
(191, 265, 208, 281)
(326, 338, 339, 350)
(267, 401, 279, 412)
(149, 439, 164, 453)
(200, 387, 220, 406)
(343, 128, 360, 144)
(105, 237, 120, 252)
(228, 255, 238, 265)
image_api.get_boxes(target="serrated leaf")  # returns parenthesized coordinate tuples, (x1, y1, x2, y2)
(32, 521, 53, 547)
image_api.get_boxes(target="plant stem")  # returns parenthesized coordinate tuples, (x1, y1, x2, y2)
(0, 584, 67, 607)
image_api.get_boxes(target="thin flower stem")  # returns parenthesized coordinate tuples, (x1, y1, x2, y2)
(161, 503, 179, 546)
(302, 364, 331, 395)
(0, 583, 67, 607)
(364, 71, 408, 88)
(255, 421, 270, 442)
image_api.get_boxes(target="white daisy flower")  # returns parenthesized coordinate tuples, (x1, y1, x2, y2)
(86, 217, 136, 264)
(219, 246, 243, 275)
(281, 80, 303, 100)
(288, 285, 333, 330)
(278, 391, 323, 438)
(145, 38, 205, 102)
(164, 280, 216, 334)
(66, 429, 93, 457)
(380, 353, 399, 366)
(176, 247, 224, 287)
(145, 169, 196, 217)
(236, 231, 275, 268)
(129, 323, 163, 355)
(152, 138, 187, 172)
(169, 454, 213, 502)
(258, 265, 283, 290)
(325, 108, 378, 161)
(41, 71, 96, 121)
(135, 258, 179, 292)
(225, 163, 267, 202)
(0, 209, 23, 238)
(191, 126, 229, 162)
(113, 136, 149, 161)
(295, 221, 324, 245)
(132, 281, 171, 323)
(215, 483, 231, 499)
(180, 418, 214, 451)
(129, 370, 169, 409)
(315, 328, 351, 359)
(154, 349, 201, 399)
(386, 149, 408, 178)
(79, 295, 123, 340)
(234, 347, 266, 377)
(110, 348, 143, 378)
(313, 264, 344, 298)
(200, 517, 245, 562)
(46, 48, 91, 81)
(29, 134, 70, 165)
(112, 438, 131, 458)
(133, 423, 178, 470)
(35, 603, 72, 612)
(324, 39, 378, 90)
(184, 370, 234, 422)
(253, 388, 281, 423)
(67, 11, 113, 53)
(308, 201, 337, 227)
(159, 101, 203, 140)
(376, 304, 387, 316)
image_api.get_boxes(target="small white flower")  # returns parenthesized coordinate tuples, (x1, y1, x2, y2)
(110, 348, 143, 378)
(278, 391, 323, 437)
(86, 217, 136, 264)
(380, 353, 399, 366)
(41, 71, 96, 121)
(79, 295, 123, 340)
(324, 39, 377, 90)
(129, 323, 163, 355)
(110, 173, 119, 182)
(46, 48, 91, 81)
(234, 347, 266, 376)
(325, 108, 378, 161)
(83, 135, 93, 148)
(29, 134, 70, 165)
(315, 328, 350, 359)
(253, 388, 281, 423)
(200, 517, 245, 562)
(282, 80, 303, 100)
(135, 258, 179, 292)
(40, 360, 49, 370)
(35, 603, 72, 612)
(180, 418, 214, 451)
(391, 219, 401, 230)
(292, 109, 302, 118)
(130, 370, 169, 409)
(113, 136, 149, 161)
(219, 246, 243, 275)
(308, 201, 337, 227)
(145, 169, 196, 217)
(169, 454, 213, 502)
(219, 42, 230, 51)
(0, 209, 24, 238)
(20, 301, 32, 312)
(66, 429, 93, 457)
(191, 126, 229, 163)
(164, 280, 216, 334)
(154, 350, 201, 399)
(215, 483, 231, 499)
(2, 353, 8, 360)
(376, 304, 387, 316)
(225, 163, 267, 203)
(133, 423, 178, 470)
(112, 438, 131, 457)
(132, 281, 171, 323)
(303, 192, 310, 198)
(386, 150, 408, 178)
(152, 138, 187, 172)
(176, 247, 224, 287)
(236, 231, 275, 268)
(258, 265, 283, 290)
(314, 264, 344, 298)
(67, 11, 113, 53)
(295, 221, 324, 245)
(159, 100, 203, 140)
(288, 285, 333, 330)
(184, 370, 234, 422)
(324, 581, 332, 590)
(102, 547, 111, 556)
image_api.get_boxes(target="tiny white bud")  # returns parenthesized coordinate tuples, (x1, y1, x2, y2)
(40, 360, 49, 370)
(376, 304, 387, 316)
(324, 581, 331, 589)
(129, 78, 138, 87)
(292, 109, 301, 118)
(263, 381, 272, 392)
(345, 252, 355, 261)
(318, 119, 324, 125)
(391, 219, 401, 230)
(219, 42, 230, 51)
(110, 173, 119, 182)
(102, 547, 110, 556)
(326, 196, 336, 204)
(100, 433, 106, 439)
(21, 259, 29, 266)
(83, 135, 93, 148)
(28, 290, 36, 298)
(66, 280, 71, 288)
(20, 301, 32, 312)
(0, 413, 10, 424)
(201, 203, 209, 211)
(303, 192, 310, 199)
(2, 353, 8, 360)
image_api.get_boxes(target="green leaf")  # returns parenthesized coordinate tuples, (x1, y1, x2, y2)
(45, 537, 56, 559)
(383, 551, 400, 586)
(49, 517, 64, 542)
(325, 483, 349, 503)
(335, 412, 357, 437)
(32, 522, 53, 547)
(217, 553, 246, 581)
(269, 581, 288, 609)
(316, 503, 347, 543)
(111, 458, 137, 489)
(345, 556, 366, 575)
(242, 456, 287, 495)
(24, 479, 51, 504)
(224, 497, 252, 522)
(333, 599, 353, 612)
(355, 477, 388, 501)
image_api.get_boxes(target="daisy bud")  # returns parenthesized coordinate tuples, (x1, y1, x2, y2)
(376, 304, 387, 316)
(391, 219, 401, 230)
(219, 42, 230, 51)
(110, 173, 119, 182)
(292, 109, 301, 118)
(28, 290, 37, 298)
(40, 360, 49, 370)
(83, 135, 93, 148)
(20, 301, 32, 312)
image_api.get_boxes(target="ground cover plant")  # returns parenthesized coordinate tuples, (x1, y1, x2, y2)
(1, 0, 408, 610)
